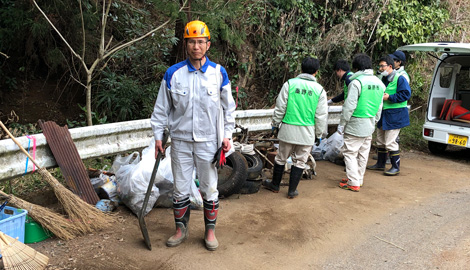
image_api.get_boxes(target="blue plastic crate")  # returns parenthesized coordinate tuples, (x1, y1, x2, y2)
(0, 206, 28, 257)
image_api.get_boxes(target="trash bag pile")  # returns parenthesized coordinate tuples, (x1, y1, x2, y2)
(111, 140, 203, 216)
(311, 132, 344, 163)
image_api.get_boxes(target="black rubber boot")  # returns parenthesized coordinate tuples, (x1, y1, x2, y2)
(384, 150, 400, 176)
(203, 200, 219, 251)
(287, 166, 303, 199)
(167, 197, 190, 247)
(367, 148, 387, 170)
(373, 151, 391, 164)
(262, 163, 284, 193)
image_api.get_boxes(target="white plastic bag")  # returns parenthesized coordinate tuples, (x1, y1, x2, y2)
(90, 173, 114, 191)
(154, 149, 173, 208)
(111, 152, 140, 173)
(311, 138, 327, 160)
(189, 178, 203, 209)
(323, 132, 344, 163)
(115, 142, 159, 216)
(153, 146, 203, 209)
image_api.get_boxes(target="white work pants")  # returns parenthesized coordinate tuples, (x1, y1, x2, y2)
(170, 139, 219, 201)
(342, 134, 372, 187)
(376, 128, 400, 151)
(275, 141, 312, 169)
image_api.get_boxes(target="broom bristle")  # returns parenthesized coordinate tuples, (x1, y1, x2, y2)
(0, 123, 112, 236)
(39, 168, 113, 233)
(0, 231, 49, 270)
(0, 190, 81, 240)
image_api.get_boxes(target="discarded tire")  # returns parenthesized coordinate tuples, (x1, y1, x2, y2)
(239, 179, 262, 194)
(243, 153, 264, 180)
(217, 151, 248, 198)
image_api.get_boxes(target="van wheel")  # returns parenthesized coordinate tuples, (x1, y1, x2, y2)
(217, 152, 248, 198)
(428, 141, 447, 155)
(243, 154, 264, 180)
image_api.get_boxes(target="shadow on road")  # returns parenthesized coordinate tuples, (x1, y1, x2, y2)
(430, 146, 470, 163)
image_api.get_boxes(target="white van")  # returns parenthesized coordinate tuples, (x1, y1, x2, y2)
(398, 43, 470, 154)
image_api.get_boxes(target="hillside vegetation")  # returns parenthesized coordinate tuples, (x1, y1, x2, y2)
(1, 0, 469, 149)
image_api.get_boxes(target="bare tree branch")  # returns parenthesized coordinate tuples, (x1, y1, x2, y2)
(99, 0, 112, 58)
(103, 19, 171, 59)
(96, 57, 113, 79)
(32, 0, 87, 71)
(0, 52, 9, 59)
(103, 0, 188, 59)
(33, 0, 188, 125)
(321, 0, 328, 38)
(70, 50, 82, 84)
(100, 0, 106, 56)
(70, 74, 87, 88)
(79, 0, 86, 60)
(105, 36, 114, 51)
(368, 0, 390, 44)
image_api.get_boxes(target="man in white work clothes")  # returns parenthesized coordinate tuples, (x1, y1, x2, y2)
(151, 20, 236, 251)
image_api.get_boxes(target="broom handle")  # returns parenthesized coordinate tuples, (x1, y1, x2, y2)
(0, 231, 11, 245)
(0, 121, 42, 169)
(0, 190, 11, 201)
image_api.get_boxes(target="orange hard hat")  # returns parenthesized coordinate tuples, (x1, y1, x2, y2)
(184, 20, 210, 40)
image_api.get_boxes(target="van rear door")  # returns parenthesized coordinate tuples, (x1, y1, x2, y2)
(398, 43, 470, 54)
(398, 43, 470, 153)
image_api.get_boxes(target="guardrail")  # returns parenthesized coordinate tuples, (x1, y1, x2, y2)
(0, 106, 342, 181)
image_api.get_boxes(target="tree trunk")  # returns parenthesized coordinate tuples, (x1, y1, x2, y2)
(86, 72, 92, 126)
(170, 18, 186, 65)
(170, 0, 191, 65)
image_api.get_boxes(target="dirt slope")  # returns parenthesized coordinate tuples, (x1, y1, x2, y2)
(28, 151, 470, 270)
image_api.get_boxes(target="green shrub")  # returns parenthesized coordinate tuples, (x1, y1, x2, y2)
(95, 71, 158, 122)
(66, 104, 107, 128)
(376, 0, 451, 52)
(399, 110, 427, 151)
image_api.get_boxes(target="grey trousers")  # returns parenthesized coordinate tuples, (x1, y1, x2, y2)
(171, 139, 219, 201)
(342, 134, 372, 187)
(275, 141, 312, 170)
(376, 128, 400, 151)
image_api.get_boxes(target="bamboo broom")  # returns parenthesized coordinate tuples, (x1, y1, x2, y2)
(0, 121, 112, 234)
(0, 190, 80, 240)
(0, 230, 49, 270)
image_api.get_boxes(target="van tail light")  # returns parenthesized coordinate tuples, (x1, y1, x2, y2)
(423, 128, 434, 137)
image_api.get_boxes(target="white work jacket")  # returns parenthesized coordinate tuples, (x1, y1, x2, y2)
(151, 58, 236, 142)
(339, 70, 384, 137)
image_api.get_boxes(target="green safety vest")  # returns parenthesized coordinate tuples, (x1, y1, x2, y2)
(383, 74, 408, 110)
(351, 75, 385, 118)
(343, 72, 353, 100)
(282, 77, 322, 126)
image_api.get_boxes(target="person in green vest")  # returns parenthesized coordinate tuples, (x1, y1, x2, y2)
(328, 59, 353, 104)
(372, 50, 409, 164)
(263, 57, 328, 199)
(337, 53, 385, 192)
(389, 50, 410, 83)
(367, 55, 411, 175)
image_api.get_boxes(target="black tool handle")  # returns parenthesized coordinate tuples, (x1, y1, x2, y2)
(0, 201, 8, 212)
(138, 129, 169, 250)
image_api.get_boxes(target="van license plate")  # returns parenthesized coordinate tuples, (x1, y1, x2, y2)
(448, 134, 468, 146)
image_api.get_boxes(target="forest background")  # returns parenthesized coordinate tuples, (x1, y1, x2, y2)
(1, 0, 470, 151)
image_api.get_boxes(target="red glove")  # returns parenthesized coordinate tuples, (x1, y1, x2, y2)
(212, 146, 226, 169)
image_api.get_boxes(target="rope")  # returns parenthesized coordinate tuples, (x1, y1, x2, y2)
(233, 142, 256, 155)
(23, 137, 31, 175)
(236, 86, 239, 108)
(26, 135, 37, 172)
